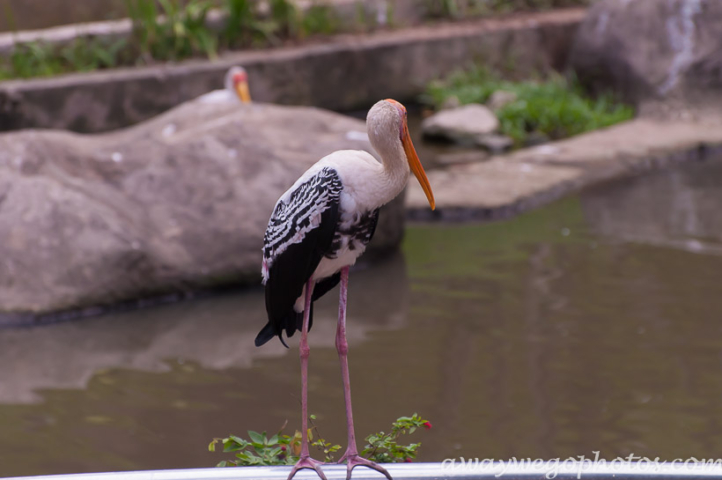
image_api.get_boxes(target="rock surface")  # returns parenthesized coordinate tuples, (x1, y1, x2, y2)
(440, 96, 461, 110)
(436, 151, 490, 166)
(422, 104, 500, 144)
(569, 0, 722, 113)
(408, 116, 722, 221)
(0, 102, 404, 317)
(487, 90, 518, 111)
(475, 133, 514, 153)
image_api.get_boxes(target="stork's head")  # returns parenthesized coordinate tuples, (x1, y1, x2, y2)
(225, 66, 252, 103)
(367, 99, 435, 210)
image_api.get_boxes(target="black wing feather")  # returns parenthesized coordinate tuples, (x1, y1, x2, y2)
(255, 168, 342, 347)
(365, 209, 380, 245)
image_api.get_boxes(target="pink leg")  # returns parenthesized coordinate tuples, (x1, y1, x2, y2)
(288, 279, 327, 480)
(336, 267, 392, 480)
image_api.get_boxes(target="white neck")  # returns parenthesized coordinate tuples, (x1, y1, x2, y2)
(366, 122, 410, 209)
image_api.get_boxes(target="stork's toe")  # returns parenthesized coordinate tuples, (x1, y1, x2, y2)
(287, 455, 327, 480)
(339, 453, 392, 480)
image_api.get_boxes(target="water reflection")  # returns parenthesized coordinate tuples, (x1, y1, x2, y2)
(2, 159, 722, 477)
(582, 160, 722, 254)
(0, 253, 408, 405)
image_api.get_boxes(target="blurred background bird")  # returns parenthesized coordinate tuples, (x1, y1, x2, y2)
(197, 66, 252, 104)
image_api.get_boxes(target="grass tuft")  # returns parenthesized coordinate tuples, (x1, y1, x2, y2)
(422, 65, 635, 144)
(300, 3, 339, 36)
(125, 0, 218, 61)
(0, 38, 127, 80)
(424, 0, 592, 19)
(0, 0, 330, 80)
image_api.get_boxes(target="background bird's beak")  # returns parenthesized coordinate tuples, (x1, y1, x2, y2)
(235, 81, 252, 103)
(402, 121, 435, 210)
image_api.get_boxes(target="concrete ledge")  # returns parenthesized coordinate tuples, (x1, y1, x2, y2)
(407, 116, 722, 222)
(0, 18, 132, 54)
(0, 9, 584, 132)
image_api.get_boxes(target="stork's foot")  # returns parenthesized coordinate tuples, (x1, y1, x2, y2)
(288, 455, 327, 480)
(339, 452, 392, 480)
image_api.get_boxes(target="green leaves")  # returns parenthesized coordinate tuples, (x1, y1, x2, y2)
(300, 4, 339, 37)
(126, 0, 218, 62)
(423, 65, 634, 145)
(423, 0, 592, 19)
(361, 413, 430, 463)
(210, 413, 431, 467)
(311, 437, 342, 463)
(210, 429, 297, 466)
(0, 38, 127, 80)
(248, 430, 266, 445)
(0, 0, 343, 81)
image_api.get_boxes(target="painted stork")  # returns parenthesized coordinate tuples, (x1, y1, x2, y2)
(197, 66, 252, 104)
(255, 99, 435, 480)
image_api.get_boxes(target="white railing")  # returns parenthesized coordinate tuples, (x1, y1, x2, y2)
(5, 462, 722, 480)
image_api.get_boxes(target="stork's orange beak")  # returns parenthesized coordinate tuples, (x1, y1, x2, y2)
(235, 79, 251, 103)
(402, 121, 435, 210)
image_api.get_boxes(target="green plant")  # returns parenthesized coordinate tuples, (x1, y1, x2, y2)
(301, 3, 339, 36)
(269, 0, 300, 38)
(0, 42, 61, 79)
(361, 414, 431, 463)
(60, 37, 128, 72)
(125, 0, 217, 62)
(423, 65, 634, 144)
(0, 38, 126, 80)
(423, 0, 592, 19)
(425, 0, 461, 18)
(222, 0, 271, 48)
(209, 414, 431, 467)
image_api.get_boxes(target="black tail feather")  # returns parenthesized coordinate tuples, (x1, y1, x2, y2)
(286, 310, 300, 339)
(254, 322, 281, 347)
(255, 307, 314, 349)
(256, 273, 342, 348)
(256, 273, 343, 348)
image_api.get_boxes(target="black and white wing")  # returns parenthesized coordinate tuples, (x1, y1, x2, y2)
(255, 167, 343, 347)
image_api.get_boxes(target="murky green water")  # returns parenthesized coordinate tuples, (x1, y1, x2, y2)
(1, 159, 722, 477)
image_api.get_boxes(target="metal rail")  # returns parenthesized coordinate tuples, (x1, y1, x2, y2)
(5, 462, 722, 480)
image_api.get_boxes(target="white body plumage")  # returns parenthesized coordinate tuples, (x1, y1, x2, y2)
(262, 148, 409, 311)
(257, 99, 434, 347)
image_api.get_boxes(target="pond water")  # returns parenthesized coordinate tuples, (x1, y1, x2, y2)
(1, 158, 722, 477)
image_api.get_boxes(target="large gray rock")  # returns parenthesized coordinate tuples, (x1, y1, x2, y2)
(486, 90, 517, 111)
(422, 104, 499, 144)
(569, 0, 722, 112)
(0, 101, 405, 318)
